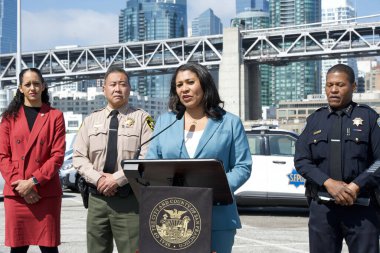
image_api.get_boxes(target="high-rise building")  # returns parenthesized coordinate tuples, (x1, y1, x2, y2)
(0, 0, 16, 53)
(321, 0, 358, 91)
(236, 0, 269, 14)
(231, 10, 269, 30)
(270, 0, 321, 103)
(119, 0, 187, 98)
(119, 0, 187, 42)
(191, 8, 223, 36)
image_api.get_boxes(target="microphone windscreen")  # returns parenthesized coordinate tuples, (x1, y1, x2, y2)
(176, 106, 186, 120)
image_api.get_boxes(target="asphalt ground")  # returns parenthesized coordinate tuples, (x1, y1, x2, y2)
(0, 191, 349, 253)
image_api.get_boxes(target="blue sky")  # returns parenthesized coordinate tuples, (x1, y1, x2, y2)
(21, 0, 380, 52)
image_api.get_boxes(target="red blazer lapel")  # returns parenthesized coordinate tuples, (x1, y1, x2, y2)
(18, 106, 31, 138)
(24, 104, 50, 154)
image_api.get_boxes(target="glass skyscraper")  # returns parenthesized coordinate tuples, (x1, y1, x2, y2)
(119, 0, 187, 42)
(0, 0, 16, 54)
(270, 0, 321, 104)
(119, 0, 187, 97)
(191, 8, 223, 36)
(236, 0, 269, 14)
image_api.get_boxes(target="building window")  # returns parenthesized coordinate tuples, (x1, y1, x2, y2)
(68, 121, 78, 127)
(278, 110, 287, 117)
(298, 109, 306, 114)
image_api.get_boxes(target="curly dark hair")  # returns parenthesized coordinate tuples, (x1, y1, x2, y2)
(168, 63, 225, 120)
(1, 68, 50, 119)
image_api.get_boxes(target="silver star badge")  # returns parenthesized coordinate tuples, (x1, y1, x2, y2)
(352, 117, 363, 127)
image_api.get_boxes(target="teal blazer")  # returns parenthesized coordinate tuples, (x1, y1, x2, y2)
(146, 111, 252, 230)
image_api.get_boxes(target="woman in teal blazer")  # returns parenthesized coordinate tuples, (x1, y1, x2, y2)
(146, 63, 252, 253)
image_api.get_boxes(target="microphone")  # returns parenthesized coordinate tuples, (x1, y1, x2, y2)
(132, 107, 185, 159)
(175, 106, 186, 120)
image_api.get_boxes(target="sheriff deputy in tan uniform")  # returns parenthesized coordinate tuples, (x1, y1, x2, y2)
(73, 66, 154, 253)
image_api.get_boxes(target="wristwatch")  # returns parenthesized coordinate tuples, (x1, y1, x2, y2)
(32, 176, 39, 185)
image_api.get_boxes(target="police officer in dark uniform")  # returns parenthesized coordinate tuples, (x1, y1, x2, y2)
(294, 64, 380, 253)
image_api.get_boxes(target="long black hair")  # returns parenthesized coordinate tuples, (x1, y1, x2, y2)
(168, 63, 225, 120)
(1, 68, 50, 119)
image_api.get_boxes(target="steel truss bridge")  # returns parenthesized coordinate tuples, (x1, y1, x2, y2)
(1, 19, 380, 86)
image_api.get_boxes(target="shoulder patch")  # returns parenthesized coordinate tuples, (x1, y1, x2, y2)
(377, 117, 380, 128)
(146, 116, 155, 131)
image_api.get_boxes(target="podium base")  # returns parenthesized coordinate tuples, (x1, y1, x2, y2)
(139, 186, 212, 253)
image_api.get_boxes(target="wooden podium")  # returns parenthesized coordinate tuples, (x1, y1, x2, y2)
(122, 159, 232, 253)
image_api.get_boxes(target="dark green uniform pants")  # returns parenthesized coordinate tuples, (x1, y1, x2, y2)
(87, 193, 139, 253)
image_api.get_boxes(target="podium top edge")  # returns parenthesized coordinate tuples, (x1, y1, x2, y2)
(121, 158, 221, 165)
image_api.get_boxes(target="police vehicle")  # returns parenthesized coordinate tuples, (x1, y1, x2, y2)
(234, 127, 308, 207)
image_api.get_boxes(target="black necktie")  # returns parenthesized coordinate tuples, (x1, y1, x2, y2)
(104, 110, 119, 173)
(329, 111, 343, 180)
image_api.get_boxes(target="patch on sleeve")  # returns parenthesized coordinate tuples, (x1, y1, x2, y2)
(377, 117, 380, 128)
(146, 116, 155, 131)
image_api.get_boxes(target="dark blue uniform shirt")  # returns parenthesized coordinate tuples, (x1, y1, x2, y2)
(294, 102, 380, 194)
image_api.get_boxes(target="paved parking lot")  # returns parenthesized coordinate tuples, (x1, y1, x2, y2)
(0, 191, 349, 253)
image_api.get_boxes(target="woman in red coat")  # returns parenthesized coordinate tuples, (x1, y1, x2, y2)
(0, 68, 65, 253)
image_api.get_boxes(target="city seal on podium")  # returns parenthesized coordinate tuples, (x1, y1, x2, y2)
(149, 197, 201, 250)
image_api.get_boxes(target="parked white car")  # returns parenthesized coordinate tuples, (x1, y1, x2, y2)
(234, 128, 307, 207)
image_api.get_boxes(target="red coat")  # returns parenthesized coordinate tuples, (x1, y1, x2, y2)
(0, 104, 65, 197)
(0, 104, 65, 247)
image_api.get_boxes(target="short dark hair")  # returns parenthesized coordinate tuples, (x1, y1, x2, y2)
(168, 63, 224, 120)
(326, 64, 355, 84)
(2, 68, 50, 119)
(104, 66, 130, 85)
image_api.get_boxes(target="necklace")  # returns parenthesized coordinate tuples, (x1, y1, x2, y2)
(186, 113, 205, 126)
(191, 120, 198, 126)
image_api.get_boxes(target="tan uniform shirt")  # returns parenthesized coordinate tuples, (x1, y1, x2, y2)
(73, 105, 153, 186)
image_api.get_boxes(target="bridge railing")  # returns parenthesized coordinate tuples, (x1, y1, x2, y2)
(241, 14, 380, 64)
(241, 15, 380, 63)
(0, 35, 223, 86)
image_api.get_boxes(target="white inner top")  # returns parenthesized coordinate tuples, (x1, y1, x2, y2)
(184, 130, 204, 158)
